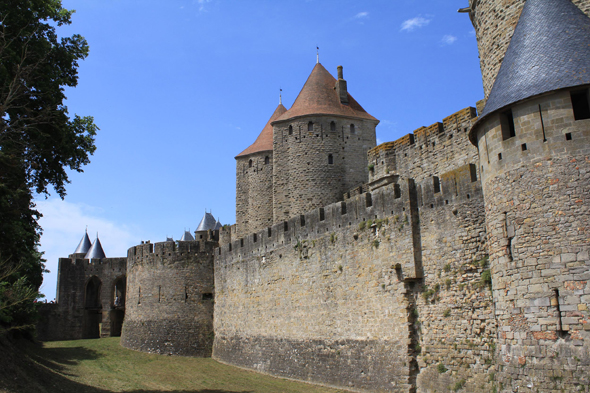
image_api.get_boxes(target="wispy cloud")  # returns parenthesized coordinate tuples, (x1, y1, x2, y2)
(355, 12, 369, 19)
(441, 35, 458, 45)
(196, 0, 212, 12)
(401, 16, 431, 32)
(36, 198, 141, 300)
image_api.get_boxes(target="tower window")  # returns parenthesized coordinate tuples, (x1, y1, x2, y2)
(571, 90, 590, 120)
(350, 124, 356, 134)
(265, 156, 269, 164)
(288, 125, 293, 135)
(328, 154, 333, 164)
(500, 110, 516, 140)
(330, 121, 336, 131)
(308, 121, 313, 131)
(433, 176, 441, 193)
(248, 159, 253, 168)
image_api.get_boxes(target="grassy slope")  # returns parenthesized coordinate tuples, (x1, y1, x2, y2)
(0, 337, 348, 393)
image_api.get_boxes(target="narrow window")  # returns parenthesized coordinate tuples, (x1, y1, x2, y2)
(394, 184, 401, 199)
(565, 132, 572, 141)
(350, 124, 356, 134)
(158, 285, 161, 303)
(319, 208, 325, 221)
(470, 163, 478, 182)
(267, 227, 272, 237)
(265, 156, 270, 164)
(433, 176, 441, 194)
(521, 143, 527, 151)
(248, 159, 253, 168)
(328, 154, 333, 164)
(288, 125, 293, 135)
(240, 238, 244, 247)
(308, 121, 313, 131)
(284, 221, 289, 232)
(365, 192, 373, 208)
(253, 233, 257, 243)
(501, 110, 516, 140)
(571, 90, 590, 120)
(498, 153, 503, 161)
(330, 121, 336, 131)
(341, 202, 347, 215)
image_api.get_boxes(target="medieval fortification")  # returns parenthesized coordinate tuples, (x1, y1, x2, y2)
(39, 0, 590, 392)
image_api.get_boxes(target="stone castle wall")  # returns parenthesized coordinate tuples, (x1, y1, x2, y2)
(272, 116, 377, 223)
(37, 256, 127, 341)
(468, 0, 590, 98)
(214, 116, 498, 391)
(474, 89, 590, 391)
(121, 240, 215, 357)
(368, 107, 478, 184)
(235, 151, 273, 239)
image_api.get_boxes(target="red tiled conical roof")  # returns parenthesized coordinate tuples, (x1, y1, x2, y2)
(273, 63, 378, 123)
(236, 104, 287, 158)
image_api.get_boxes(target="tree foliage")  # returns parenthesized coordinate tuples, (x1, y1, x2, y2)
(0, 0, 97, 334)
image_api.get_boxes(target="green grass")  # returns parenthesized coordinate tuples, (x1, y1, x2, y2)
(1, 337, 349, 392)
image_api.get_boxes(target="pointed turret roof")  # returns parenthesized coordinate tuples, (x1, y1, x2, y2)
(236, 104, 287, 158)
(214, 219, 222, 230)
(180, 230, 194, 241)
(196, 212, 217, 232)
(74, 230, 92, 254)
(85, 236, 106, 259)
(471, 0, 590, 142)
(273, 63, 378, 123)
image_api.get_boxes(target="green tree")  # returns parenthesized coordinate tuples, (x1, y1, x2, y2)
(0, 0, 97, 334)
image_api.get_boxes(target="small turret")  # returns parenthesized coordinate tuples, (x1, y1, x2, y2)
(335, 65, 348, 105)
(85, 234, 106, 259)
(73, 230, 92, 255)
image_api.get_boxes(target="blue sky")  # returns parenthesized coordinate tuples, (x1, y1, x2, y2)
(37, 0, 483, 300)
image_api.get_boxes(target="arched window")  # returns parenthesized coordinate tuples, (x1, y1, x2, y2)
(85, 276, 102, 309)
(264, 156, 269, 164)
(330, 121, 336, 131)
(350, 124, 356, 134)
(288, 125, 293, 135)
(308, 121, 313, 131)
(248, 159, 253, 168)
(328, 154, 334, 165)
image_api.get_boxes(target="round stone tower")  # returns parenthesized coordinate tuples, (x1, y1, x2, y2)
(271, 64, 378, 223)
(467, 0, 590, 98)
(235, 103, 286, 238)
(469, 0, 590, 390)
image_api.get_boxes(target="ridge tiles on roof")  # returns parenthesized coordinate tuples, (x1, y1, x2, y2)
(273, 63, 378, 123)
(236, 104, 287, 158)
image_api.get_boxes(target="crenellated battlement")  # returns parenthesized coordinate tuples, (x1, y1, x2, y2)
(127, 238, 218, 268)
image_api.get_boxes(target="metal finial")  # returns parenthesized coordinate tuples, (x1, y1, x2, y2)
(280, 88, 282, 105)
(316, 46, 319, 63)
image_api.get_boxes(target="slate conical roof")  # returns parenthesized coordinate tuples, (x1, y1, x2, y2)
(471, 0, 590, 143)
(236, 104, 287, 158)
(196, 212, 217, 232)
(273, 63, 378, 123)
(180, 230, 194, 241)
(85, 236, 106, 259)
(214, 219, 223, 230)
(74, 230, 92, 254)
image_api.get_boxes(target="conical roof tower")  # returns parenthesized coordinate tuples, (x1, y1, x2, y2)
(274, 63, 377, 122)
(196, 212, 217, 232)
(236, 103, 287, 158)
(180, 230, 194, 241)
(73, 230, 92, 254)
(471, 0, 590, 141)
(85, 235, 106, 259)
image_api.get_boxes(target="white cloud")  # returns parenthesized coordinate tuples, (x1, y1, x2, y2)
(196, 0, 212, 12)
(442, 35, 458, 45)
(36, 198, 140, 300)
(401, 16, 431, 32)
(355, 12, 369, 19)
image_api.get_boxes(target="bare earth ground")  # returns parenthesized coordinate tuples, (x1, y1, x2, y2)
(0, 336, 349, 393)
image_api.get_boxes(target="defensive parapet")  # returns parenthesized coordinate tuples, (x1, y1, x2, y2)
(121, 239, 215, 357)
(368, 106, 478, 184)
(37, 256, 127, 341)
(214, 159, 491, 391)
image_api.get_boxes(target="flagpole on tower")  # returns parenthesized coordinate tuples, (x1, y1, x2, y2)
(279, 88, 282, 105)
(316, 46, 319, 64)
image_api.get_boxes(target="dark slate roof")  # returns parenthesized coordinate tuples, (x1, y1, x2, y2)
(74, 231, 92, 254)
(471, 0, 590, 143)
(85, 236, 106, 259)
(273, 63, 378, 123)
(180, 231, 194, 241)
(214, 220, 222, 230)
(236, 104, 287, 158)
(196, 212, 217, 232)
